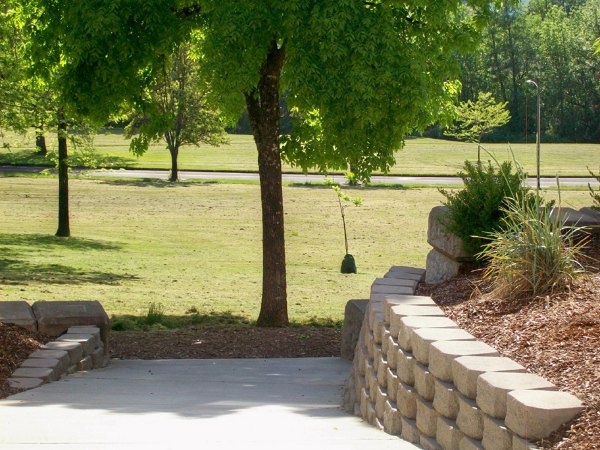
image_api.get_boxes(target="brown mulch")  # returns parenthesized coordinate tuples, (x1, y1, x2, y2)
(0, 323, 50, 399)
(109, 326, 341, 360)
(417, 236, 600, 450)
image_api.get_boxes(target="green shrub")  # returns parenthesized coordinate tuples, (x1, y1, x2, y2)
(439, 160, 527, 255)
(145, 302, 165, 325)
(477, 195, 588, 299)
(588, 167, 600, 211)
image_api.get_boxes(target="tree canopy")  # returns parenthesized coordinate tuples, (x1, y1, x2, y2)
(21, 0, 505, 325)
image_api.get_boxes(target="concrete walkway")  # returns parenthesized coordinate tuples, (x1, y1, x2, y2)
(0, 357, 420, 449)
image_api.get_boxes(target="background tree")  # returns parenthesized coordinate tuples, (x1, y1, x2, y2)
(445, 91, 511, 161)
(126, 44, 227, 182)
(23, 0, 502, 326)
(456, 0, 600, 142)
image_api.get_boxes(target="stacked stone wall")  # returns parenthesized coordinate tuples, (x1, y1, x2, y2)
(343, 266, 583, 450)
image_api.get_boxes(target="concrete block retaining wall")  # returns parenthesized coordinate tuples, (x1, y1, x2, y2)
(343, 266, 583, 450)
(0, 300, 111, 392)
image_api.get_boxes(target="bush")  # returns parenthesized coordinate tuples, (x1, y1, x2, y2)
(439, 160, 527, 255)
(477, 195, 588, 299)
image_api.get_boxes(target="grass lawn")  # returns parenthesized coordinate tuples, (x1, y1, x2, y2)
(0, 177, 593, 326)
(1, 130, 598, 176)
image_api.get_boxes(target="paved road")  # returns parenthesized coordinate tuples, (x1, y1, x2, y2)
(2, 165, 598, 187)
(0, 358, 418, 449)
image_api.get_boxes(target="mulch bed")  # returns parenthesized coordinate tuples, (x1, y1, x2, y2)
(417, 235, 600, 450)
(109, 326, 341, 360)
(0, 323, 50, 399)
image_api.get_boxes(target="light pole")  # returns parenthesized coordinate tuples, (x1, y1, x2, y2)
(526, 79, 541, 192)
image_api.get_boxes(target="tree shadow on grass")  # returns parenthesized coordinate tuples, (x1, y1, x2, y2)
(287, 182, 409, 191)
(0, 233, 121, 251)
(0, 233, 136, 286)
(0, 258, 139, 286)
(97, 178, 194, 189)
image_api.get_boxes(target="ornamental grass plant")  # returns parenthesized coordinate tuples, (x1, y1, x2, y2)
(477, 194, 589, 299)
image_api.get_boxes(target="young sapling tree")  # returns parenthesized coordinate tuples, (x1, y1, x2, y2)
(326, 178, 362, 274)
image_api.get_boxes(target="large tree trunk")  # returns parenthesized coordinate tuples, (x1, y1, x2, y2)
(55, 117, 70, 237)
(169, 146, 179, 182)
(245, 39, 288, 327)
(35, 130, 47, 156)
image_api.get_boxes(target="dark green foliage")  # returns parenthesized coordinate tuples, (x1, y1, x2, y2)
(439, 160, 527, 255)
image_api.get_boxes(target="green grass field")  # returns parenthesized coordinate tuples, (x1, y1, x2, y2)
(0, 177, 593, 326)
(1, 129, 598, 176)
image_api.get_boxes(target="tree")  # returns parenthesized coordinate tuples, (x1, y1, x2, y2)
(126, 44, 227, 182)
(22, 0, 503, 326)
(446, 91, 511, 161)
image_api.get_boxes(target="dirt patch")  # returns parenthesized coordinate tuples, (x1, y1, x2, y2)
(416, 236, 600, 450)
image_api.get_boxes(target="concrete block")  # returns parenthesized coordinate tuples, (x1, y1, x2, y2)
(429, 341, 499, 382)
(452, 356, 526, 399)
(396, 347, 416, 385)
(354, 372, 365, 402)
(375, 385, 388, 420)
(388, 266, 426, 276)
(505, 390, 584, 441)
(383, 295, 436, 324)
(373, 346, 383, 371)
(437, 416, 464, 450)
(425, 248, 463, 284)
(67, 364, 77, 375)
(459, 437, 484, 450)
(387, 336, 398, 369)
(421, 434, 442, 450)
(386, 367, 399, 400)
(32, 301, 110, 351)
(397, 382, 418, 419)
(401, 417, 421, 444)
(341, 299, 368, 360)
(456, 393, 483, 440)
(356, 346, 366, 376)
(433, 379, 459, 419)
(368, 302, 384, 337)
(373, 417, 384, 431)
(477, 372, 557, 419)
(360, 387, 369, 418)
(427, 206, 471, 260)
(482, 415, 512, 450)
(57, 333, 97, 355)
(77, 355, 93, 371)
(384, 270, 425, 282)
(0, 301, 37, 332)
(411, 327, 475, 365)
(376, 355, 388, 388)
(381, 326, 391, 353)
(41, 341, 84, 365)
(367, 400, 377, 425)
(373, 277, 418, 288)
(371, 284, 415, 295)
(67, 325, 100, 339)
(414, 361, 436, 401)
(383, 400, 402, 435)
(91, 346, 109, 369)
(12, 367, 55, 382)
(30, 349, 70, 369)
(390, 304, 447, 343)
(416, 397, 438, 437)
(20, 357, 64, 379)
(368, 369, 378, 400)
(7, 377, 44, 390)
(398, 316, 458, 351)
(512, 435, 539, 450)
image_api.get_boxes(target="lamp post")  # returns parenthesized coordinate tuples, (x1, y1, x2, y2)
(526, 79, 541, 192)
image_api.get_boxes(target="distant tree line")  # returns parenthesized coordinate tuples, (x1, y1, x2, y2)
(456, 0, 600, 142)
